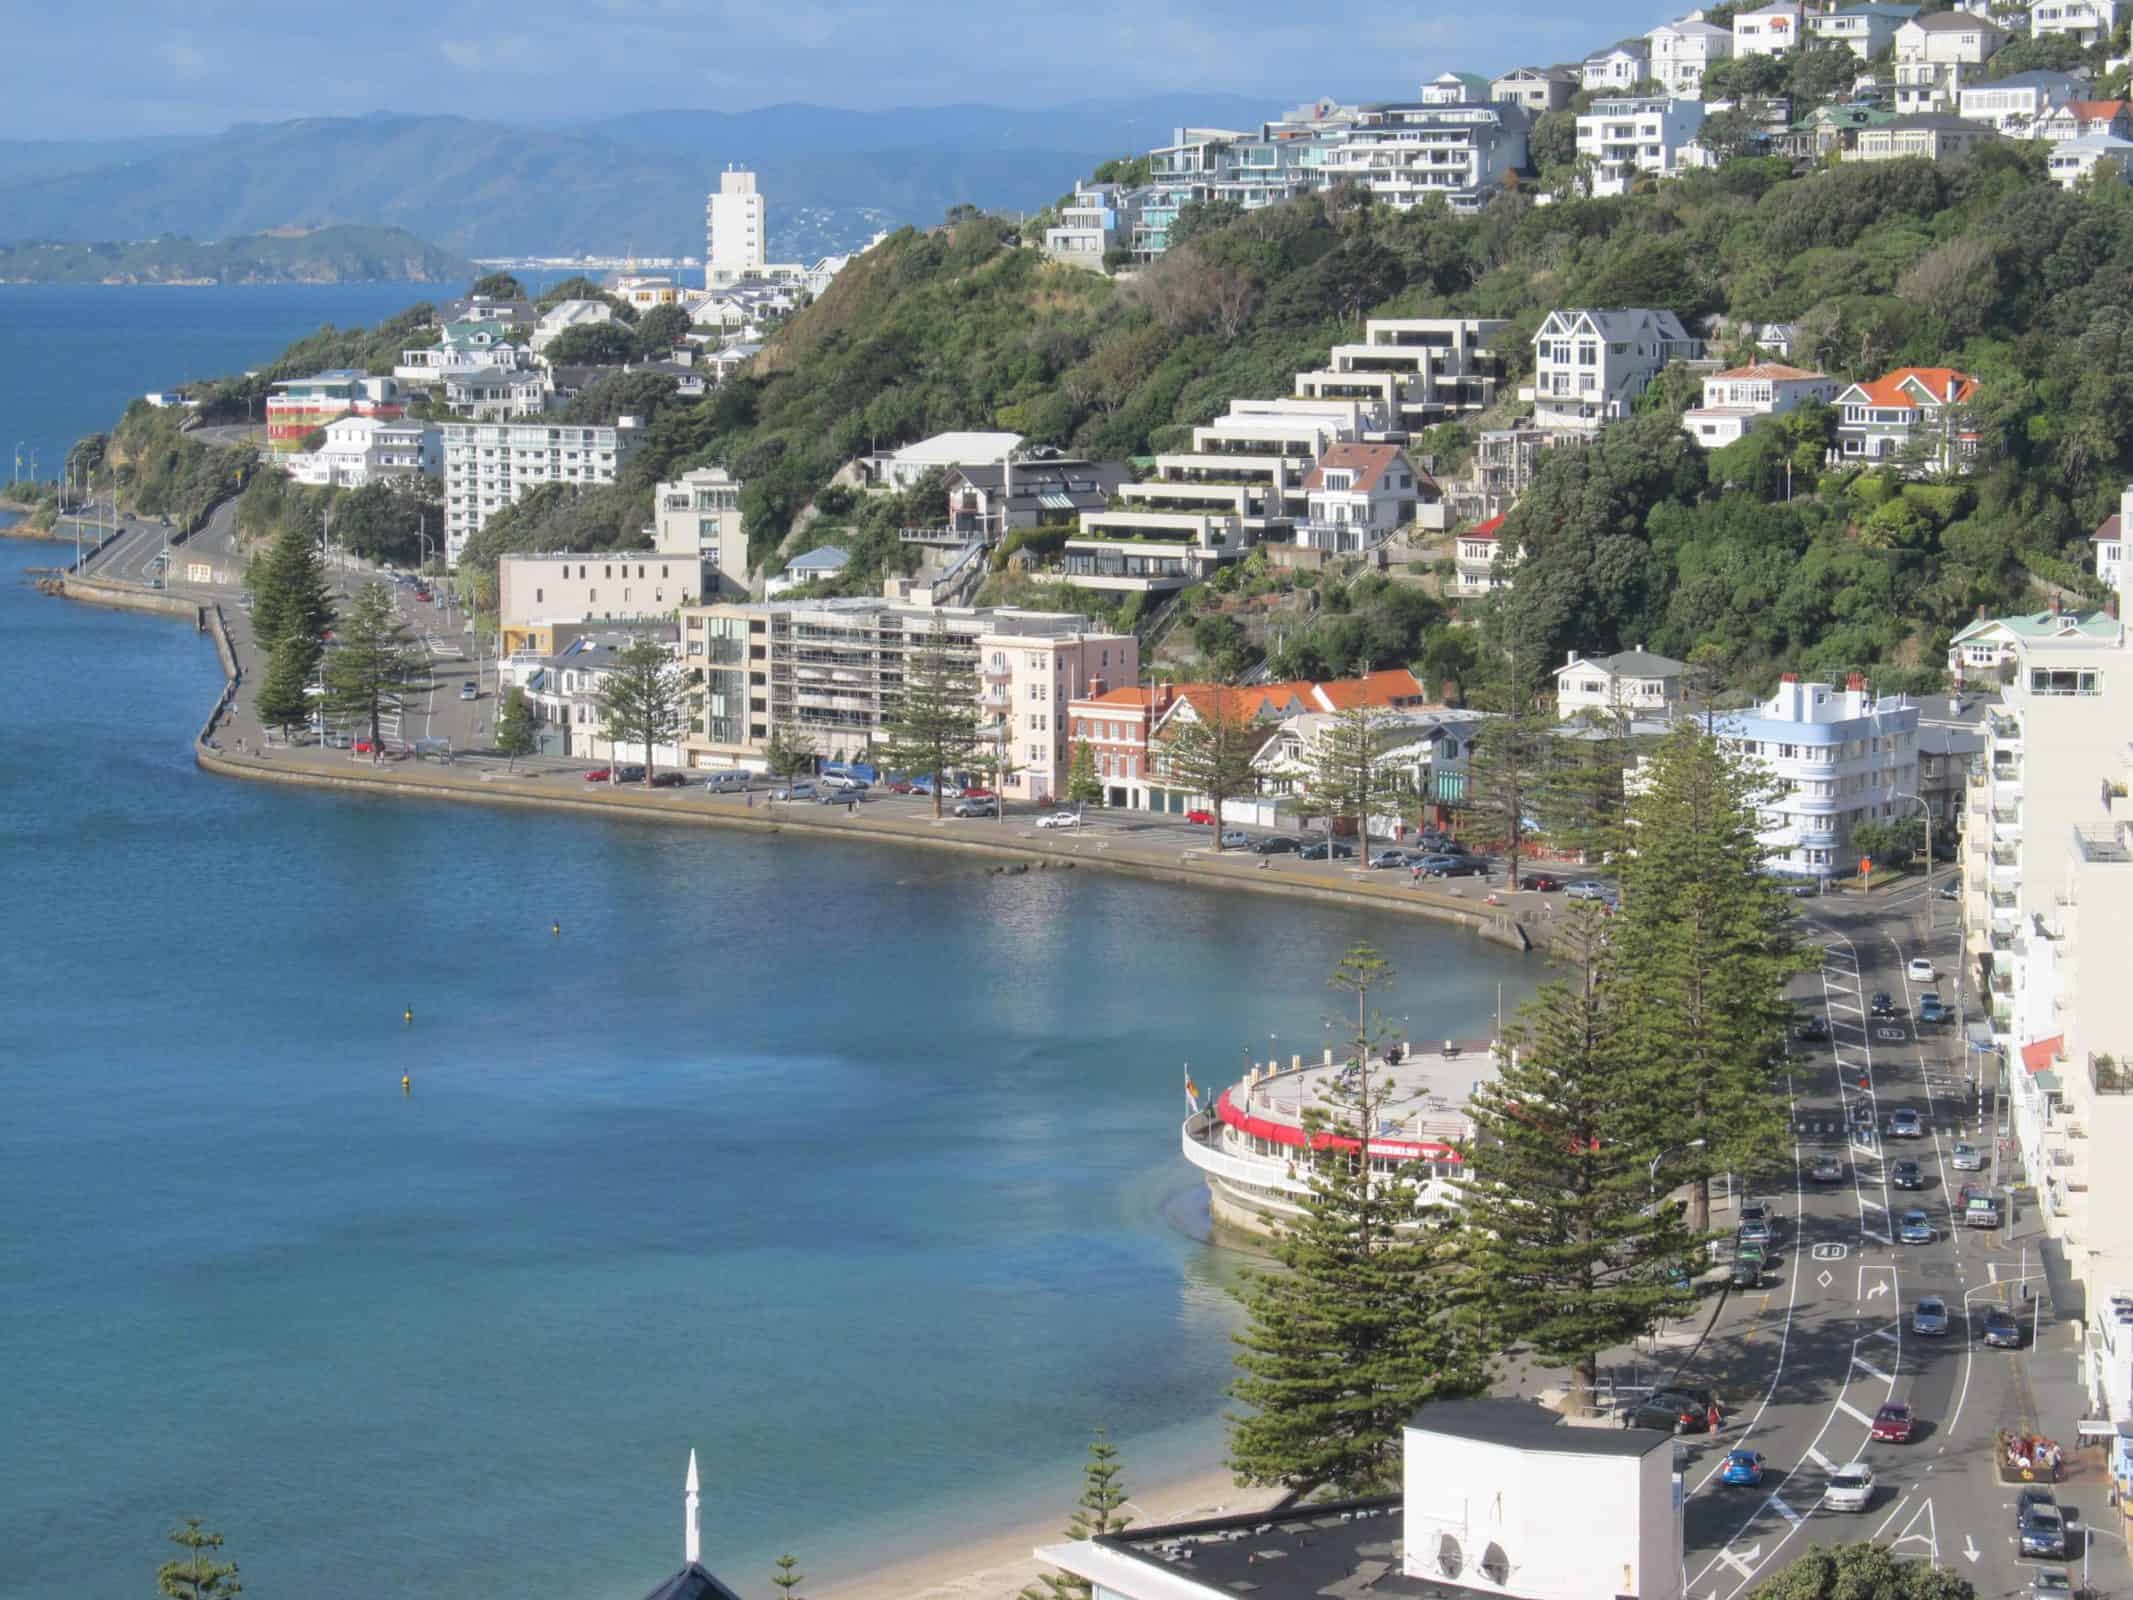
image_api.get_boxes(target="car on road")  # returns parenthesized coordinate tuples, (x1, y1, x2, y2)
(649, 772, 687, 788)
(584, 768, 612, 783)
(770, 780, 817, 801)
(1565, 880, 1616, 902)
(1952, 1140, 1984, 1171)
(1871, 1403, 1915, 1443)
(952, 797, 998, 818)
(1918, 993, 1947, 1025)
(1370, 848, 1412, 870)
(1718, 1449, 1766, 1487)
(1892, 1159, 1925, 1189)
(1425, 856, 1489, 878)
(614, 765, 647, 784)
(1729, 1256, 1762, 1288)
(1626, 1389, 1711, 1434)
(1890, 1108, 1923, 1138)
(1871, 991, 1898, 1018)
(1220, 830, 1252, 849)
(819, 773, 871, 795)
(1734, 1241, 1772, 1275)
(1937, 881, 1961, 900)
(1739, 1200, 1780, 1235)
(1792, 1015, 1831, 1043)
(459, 680, 478, 701)
(1037, 811, 1081, 829)
(1983, 1307, 2024, 1349)
(1185, 809, 1215, 826)
(1899, 1208, 1935, 1244)
(1250, 835, 1300, 855)
(1786, 880, 1820, 897)
(1823, 1463, 1875, 1512)
(2020, 1504, 2069, 1560)
(1912, 1296, 1949, 1336)
(1298, 839, 1356, 861)
(1519, 872, 1564, 892)
(2030, 1569, 2074, 1598)
(1810, 1153, 1847, 1183)
(1737, 1219, 1773, 1248)
(2015, 1487, 2057, 1535)
(1907, 957, 1937, 982)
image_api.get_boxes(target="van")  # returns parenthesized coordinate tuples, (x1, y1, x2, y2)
(704, 771, 751, 794)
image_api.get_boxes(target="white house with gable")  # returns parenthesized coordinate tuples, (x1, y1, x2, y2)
(1894, 11, 2010, 113)
(1735, 2, 1806, 56)
(1583, 43, 1652, 91)
(1531, 307, 1701, 434)
(2033, 0, 2120, 47)
(1681, 362, 1839, 447)
(1648, 15, 1734, 96)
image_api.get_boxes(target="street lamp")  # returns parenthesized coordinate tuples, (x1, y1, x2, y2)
(1649, 1138, 1707, 1198)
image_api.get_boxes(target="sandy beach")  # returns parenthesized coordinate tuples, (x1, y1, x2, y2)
(810, 1461, 1287, 1600)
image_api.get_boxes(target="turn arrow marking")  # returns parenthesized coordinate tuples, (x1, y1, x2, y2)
(1867, 1280, 1889, 1300)
(1718, 1545, 1761, 1578)
(1963, 1535, 1980, 1563)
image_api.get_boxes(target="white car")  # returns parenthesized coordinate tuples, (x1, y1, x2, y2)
(1036, 811, 1080, 829)
(1823, 1462, 1874, 1512)
(1906, 957, 1936, 982)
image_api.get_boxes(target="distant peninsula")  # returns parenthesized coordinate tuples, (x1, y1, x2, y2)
(0, 224, 473, 286)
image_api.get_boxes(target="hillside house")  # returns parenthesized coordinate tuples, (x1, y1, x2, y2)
(1531, 307, 1701, 433)
(1298, 443, 1439, 552)
(1893, 10, 2010, 113)
(1681, 363, 1838, 447)
(1832, 366, 1982, 473)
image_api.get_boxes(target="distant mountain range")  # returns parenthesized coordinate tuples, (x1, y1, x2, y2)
(0, 224, 470, 285)
(0, 98, 1283, 261)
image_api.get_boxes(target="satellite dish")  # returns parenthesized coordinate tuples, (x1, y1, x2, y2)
(1481, 1543, 1511, 1586)
(1436, 1534, 1463, 1579)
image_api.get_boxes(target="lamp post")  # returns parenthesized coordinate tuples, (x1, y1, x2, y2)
(1649, 1137, 1707, 1199)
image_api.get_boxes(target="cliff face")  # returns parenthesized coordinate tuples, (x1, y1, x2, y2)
(0, 225, 471, 285)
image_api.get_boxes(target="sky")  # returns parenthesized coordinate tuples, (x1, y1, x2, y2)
(17, 0, 1662, 140)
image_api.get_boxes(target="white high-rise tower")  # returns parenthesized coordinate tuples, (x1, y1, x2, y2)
(706, 168, 767, 289)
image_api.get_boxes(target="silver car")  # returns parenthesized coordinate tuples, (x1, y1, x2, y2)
(1951, 1141, 1984, 1171)
(1912, 1295, 1949, 1336)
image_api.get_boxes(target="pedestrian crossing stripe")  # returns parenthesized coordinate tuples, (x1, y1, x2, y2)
(1837, 1398, 1876, 1426)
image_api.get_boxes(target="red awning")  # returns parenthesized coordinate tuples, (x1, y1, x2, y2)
(2022, 1035, 2064, 1075)
(1214, 1088, 1461, 1163)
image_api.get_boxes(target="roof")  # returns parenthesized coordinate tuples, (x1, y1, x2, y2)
(1877, 113, 1992, 132)
(1304, 442, 1417, 496)
(1536, 306, 1693, 344)
(1412, 1397, 1674, 1457)
(1711, 362, 1827, 381)
(888, 430, 1024, 466)
(951, 459, 1132, 505)
(2095, 514, 2122, 543)
(1465, 514, 1507, 542)
(1841, 366, 1980, 409)
(1978, 70, 2087, 92)
(786, 545, 850, 573)
(1906, 7, 2006, 28)
(1072, 685, 1154, 709)
(2054, 133, 2133, 153)
(640, 1563, 748, 1600)
(2057, 100, 2130, 121)
(1158, 670, 1431, 731)
(1655, 18, 1731, 38)
(1315, 668, 1431, 710)
(2024, 1036, 2065, 1076)
(1557, 648, 1689, 680)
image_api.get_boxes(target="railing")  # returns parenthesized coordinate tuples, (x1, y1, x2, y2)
(2091, 1053, 2133, 1096)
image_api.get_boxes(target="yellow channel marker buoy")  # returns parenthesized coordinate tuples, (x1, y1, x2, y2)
(552, 921, 561, 938)
(405, 1006, 414, 1025)
(402, 1073, 412, 1095)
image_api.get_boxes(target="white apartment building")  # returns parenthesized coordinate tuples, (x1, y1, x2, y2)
(440, 418, 645, 567)
(2051, 132, 2133, 187)
(1316, 95, 1529, 213)
(1893, 11, 2010, 113)
(284, 416, 440, 489)
(1530, 307, 1702, 434)
(2032, 0, 2120, 47)
(1810, 4, 1922, 57)
(1129, 398, 1372, 543)
(1044, 182, 1145, 265)
(530, 299, 615, 354)
(443, 366, 549, 421)
(1576, 96, 1709, 195)
(679, 598, 1106, 771)
(653, 466, 749, 595)
(1680, 362, 1839, 447)
(705, 167, 767, 289)
(979, 627, 1140, 803)
(1295, 317, 1508, 429)
(1959, 70, 2092, 135)
(1734, 2, 1805, 55)
(1554, 647, 1688, 722)
(1583, 44, 1651, 91)
(1715, 673, 1920, 880)
(1648, 16, 1734, 97)
(497, 551, 707, 656)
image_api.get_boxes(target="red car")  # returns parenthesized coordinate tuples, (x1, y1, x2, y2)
(960, 787, 996, 801)
(1186, 809, 1216, 826)
(1519, 873, 1565, 892)
(887, 780, 915, 794)
(1871, 1403, 1914, 1443)
(584, 768, 612, 783)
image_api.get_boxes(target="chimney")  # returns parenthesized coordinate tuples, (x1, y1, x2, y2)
(1846, 670, 1867, 692)
(1976, 603, 1987, 621)
(1087, 675, 1108, 699)
(1780, 671, 1798, 683)
(1947, 375, 1958, 404)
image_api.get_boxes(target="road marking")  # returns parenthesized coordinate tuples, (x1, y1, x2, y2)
(1872, 1325, 1900, 1344)
(1806, 1447, 1834, 1471)
(1812, 1242, 1848, 1261)
(1767, 1494, 1801, 1526)
(1853, 1354, 1891, 1383)
(1837, 1398, 1876, 1426)
(1717, 1546, 1761, 1579)
(1817, 1269, 1834, 1288)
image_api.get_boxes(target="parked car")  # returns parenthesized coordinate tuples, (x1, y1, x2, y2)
(1220, 829, 1251, 849)
(1899, 1208, 1935, 1244)
(770, 780, 817, 801)
(1871, 1403, 1915, 1443)
(321, 730, 351, 749)
(459, 680, 478, 701)
(1907, 957, 1936, 982)
(1185, 809, 1216, 826)
(1729, 1256, 1762, 1288)
(1913, 1296, 1949, 1336)
(1983, 1307, 2024, 1348)
(1626, 1389, 1711, 1434)
(583, 768, 613, 783)
(1519, 873, 1564, 892)
(1737, 1219, 1773, 1248)
(1427, 856, 1488, 878)
(1952, 1141, 1984, 1171)
(1823, 1463, 1875, 1512)
(1370, 848, 1412, 870)
(1037, 811, 1080, 829)
(819, 773, 870, 794)
(1918, 993, 1947, 1025)
(1739, 1201, 1782, 1237)
(959, 788, 996, 801)
(649, 772, 688, 788)
(1734, 1242, 1771, 1276)
(1792, 1015, 1831, 1043)
(1298, 839, 1356, 861)
(2020, 1504, 2069, 1560)
(952, 797, 998, 818)
(614, 765, 647, 783)
(1810, 1153, 1846, 1183)
(1719, 1450, 1766, 1487)
(1892, 1159, 1925, 1190)
(1890, 1108, 1923, 1139)
(1871, 991, 1898, 1018)
(1565, 880, 1615, 902)
(1250, 835, 1301, 855)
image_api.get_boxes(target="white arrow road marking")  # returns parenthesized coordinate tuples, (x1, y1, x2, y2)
(1867, 1280, 1890, 1300)
(1768, 1495, 1802, 1526)
(1853, 1354, 1891, 1383)
(1718, 1546, 1761, 1579)
(1963, 1534, 1980, 1563)
(1837, 1398, 1876, 1426)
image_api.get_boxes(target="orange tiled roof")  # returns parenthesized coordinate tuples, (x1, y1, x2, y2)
(2022, 1035, 2064, 1075)
(1303, 442, 1414, 496)
(1076, 685, 1152, 707)
(1313, 668, 1428, 710)
(1850, 367, 1979, 410)
(2062, 100, 2128, 122)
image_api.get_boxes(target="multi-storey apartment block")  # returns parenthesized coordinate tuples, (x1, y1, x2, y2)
(265, 370, 405, 452)
(1733, 2, 1806, 56)
(1530, 308, 1701, 434)
(1044, 182, 1146, 266)
(1648, 16, 1734, 96)
(441, 418, 644, 567)
(1292, 318, 1508, 429)
(1575, 96, 1709, 195)
(653, 466, 749, 596)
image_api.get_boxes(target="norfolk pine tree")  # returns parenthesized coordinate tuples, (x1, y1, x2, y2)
(1462, 700, 1553, 885)
(254, 632, 317, 741)
(1163, 685, 1260, 848)
(1541, 699, 1637, 865)
(495, 687, 537, 769)
(158, 1518, 242, 1600)
(771, 1553, 804, 1599)
(880, 615, 981, 817)
(595, 637, 685, 782)
(1229, 943, 1486, 1495)
(1456, 908, 1696, 1415)
(247, 520, 334, 659)
(323, 581, 427, 759)
(1301, 703, 1414, 849)
(1021, 1428, 1133, 1600)
(1064, 739, 1104, 808)
(762, 722, 817, 780)
(1612, 723, 1809, 1233)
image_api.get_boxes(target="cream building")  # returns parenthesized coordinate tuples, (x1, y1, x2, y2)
(653, 466, 749, 595)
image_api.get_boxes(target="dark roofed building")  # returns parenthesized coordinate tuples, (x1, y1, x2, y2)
(937, 458, 1133, 542)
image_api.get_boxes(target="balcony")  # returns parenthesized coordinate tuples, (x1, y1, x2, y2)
(2092, 1052, 2133, 1096)
(2074, 823, 2133, 864)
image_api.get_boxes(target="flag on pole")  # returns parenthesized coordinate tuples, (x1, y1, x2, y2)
(1184, 1065, 1199, 1112)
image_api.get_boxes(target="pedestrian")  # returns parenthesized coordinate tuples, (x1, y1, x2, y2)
(1706, 1401, 1722, 1434)
(1411, 864, 1422, 886)
(847, 799, 856, 815)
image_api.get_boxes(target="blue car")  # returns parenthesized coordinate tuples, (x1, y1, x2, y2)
(1899, 1208, 1934, 1245)
(1720, 1449, 1766, 1487)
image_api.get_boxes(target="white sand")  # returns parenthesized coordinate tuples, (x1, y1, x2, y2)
(809, 1462, 1287, 1600)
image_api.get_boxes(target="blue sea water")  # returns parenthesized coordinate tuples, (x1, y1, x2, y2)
(0, 297, 1539, 1599)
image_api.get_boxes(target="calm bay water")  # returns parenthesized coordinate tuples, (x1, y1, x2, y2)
(0, 294, 1538, 1598)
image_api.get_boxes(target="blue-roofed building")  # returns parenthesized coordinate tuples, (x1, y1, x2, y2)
(765, 545, 850, 597)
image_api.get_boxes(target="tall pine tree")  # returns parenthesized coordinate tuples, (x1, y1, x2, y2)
(595, 636, 685, 781)
(1162, 685, 1261, 848)
(495, 687, 538, 769)
(1301, 703, 1414, 848)
(1229, 944, 1487, 1495)
(254, 632, 318, 741)
(1456, 909, 1696, 1414)
(1021, 1428, 1133, 1600)
(880, 615, 981, 817)
(158, 1519, 242, 1600)
(323, 581, 427, 758)
(247, 520, 334, 659)
(1461, 701, 1552, 883)
(1612, 723, 1808, 1233)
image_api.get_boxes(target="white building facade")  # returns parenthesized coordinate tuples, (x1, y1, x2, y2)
(705, 168, 767, 288)
(1681, 362, 1839, 447)
(440, 418, 645, 567)
(1576, 96, 1709, 195)
(1531, 307, 1701, 434)
(1648, 17, 1733, 96)
(654, 466, 749, 595)
(1734, 2, 1806, 55)
(284, 416, 440, 489)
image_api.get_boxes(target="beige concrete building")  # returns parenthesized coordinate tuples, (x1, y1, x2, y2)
(498, 552, 708, 657)
(653, 466, 749, 595)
